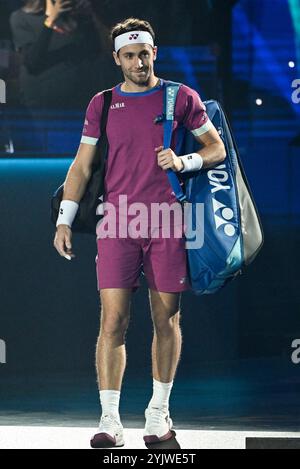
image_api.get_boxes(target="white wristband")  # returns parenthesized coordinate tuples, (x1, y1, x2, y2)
(179, 153, 204, 173)
(56, 200, 79, 228)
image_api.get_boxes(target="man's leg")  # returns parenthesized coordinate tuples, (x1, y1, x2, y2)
(143, 289, 182, 443)
(91, 288, 132, 448)
(149, 289, 182, 384)
(96, 288, 132, 391)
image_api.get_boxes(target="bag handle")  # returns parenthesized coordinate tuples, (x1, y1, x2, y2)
(163, 82, 186, 203)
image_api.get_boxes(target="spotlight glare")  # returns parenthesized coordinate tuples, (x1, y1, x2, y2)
(256, 99, 263, 106)
(289, 61, 295, 68)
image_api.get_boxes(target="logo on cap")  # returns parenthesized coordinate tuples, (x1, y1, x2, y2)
(129, 34, 139, 40)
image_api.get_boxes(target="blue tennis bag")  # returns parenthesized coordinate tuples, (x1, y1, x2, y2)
(163, 81, 264, 295)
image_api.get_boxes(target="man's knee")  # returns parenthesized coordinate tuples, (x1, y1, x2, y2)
(99, 288, 131, 339)
(100, 310, 130, 339)
(153, 310, 181, 336)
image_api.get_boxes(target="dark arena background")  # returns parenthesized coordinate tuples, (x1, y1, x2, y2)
(0, 0, 300, 451)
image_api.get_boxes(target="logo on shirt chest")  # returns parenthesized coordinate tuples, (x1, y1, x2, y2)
(111, 102, 125, 110)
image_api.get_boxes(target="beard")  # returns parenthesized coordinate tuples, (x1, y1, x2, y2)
(124, 67, 152, 87)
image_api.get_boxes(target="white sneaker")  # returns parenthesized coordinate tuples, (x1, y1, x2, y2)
(90, 414, 125, 448)
(143, 407, 173, 444)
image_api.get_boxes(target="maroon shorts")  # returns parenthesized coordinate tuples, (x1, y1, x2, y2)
(95, 228, 190, 293)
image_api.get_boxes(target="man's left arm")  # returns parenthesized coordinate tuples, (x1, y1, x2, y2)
(156, 125, 226, 173)
(187, 125, 226, 169)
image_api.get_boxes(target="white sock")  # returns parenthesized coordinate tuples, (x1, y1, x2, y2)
(148, 379, 174, 411)
(100, 390, 121, 420)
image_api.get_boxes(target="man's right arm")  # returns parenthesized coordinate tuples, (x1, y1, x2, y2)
(53, 142, 97, 260)
(63, 142, 97, 201)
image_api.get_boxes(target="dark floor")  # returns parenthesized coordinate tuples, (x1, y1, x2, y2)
(0, 357, 299, 432)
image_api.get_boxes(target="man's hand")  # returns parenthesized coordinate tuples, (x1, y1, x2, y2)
(54, 225, 76, 261)
(155, 146, 184, 172)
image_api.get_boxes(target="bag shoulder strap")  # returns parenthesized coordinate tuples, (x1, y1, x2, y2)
(163, 81, 186, 203)
(100, 89, 113, 135)
(93, 89, 112, 166)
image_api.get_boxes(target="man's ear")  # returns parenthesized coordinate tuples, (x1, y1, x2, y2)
(113, 51, 121, 66)
(153, 46, 158, 61)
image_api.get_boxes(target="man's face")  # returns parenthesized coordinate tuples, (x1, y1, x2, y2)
(113, 43, 157, 87)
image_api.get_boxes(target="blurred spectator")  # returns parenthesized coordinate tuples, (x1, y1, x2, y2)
(10, 0, 120, 109)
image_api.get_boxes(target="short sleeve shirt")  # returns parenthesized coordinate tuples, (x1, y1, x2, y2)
(81, 79, 213, 227)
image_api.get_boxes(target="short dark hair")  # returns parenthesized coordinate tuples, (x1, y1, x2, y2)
(110, 17, 155, 48)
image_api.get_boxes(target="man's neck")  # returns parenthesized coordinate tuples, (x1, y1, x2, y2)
(121, 76, 160, 93)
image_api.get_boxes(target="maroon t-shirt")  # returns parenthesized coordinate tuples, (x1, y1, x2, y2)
(81, 78, 212, 235)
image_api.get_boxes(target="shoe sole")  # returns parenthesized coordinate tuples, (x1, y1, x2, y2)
(90, 432, 125, 449)
(143, 430, 173, 444)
